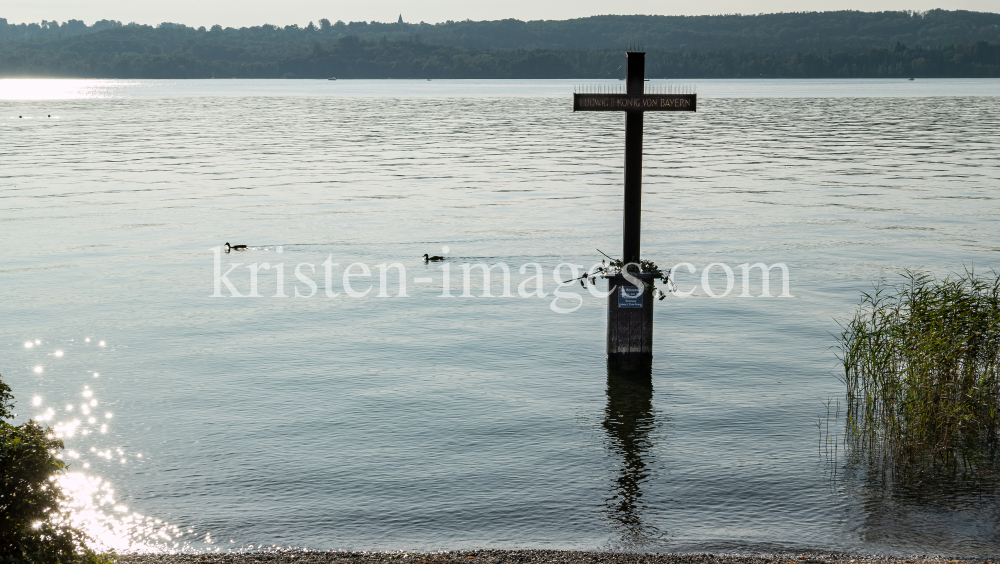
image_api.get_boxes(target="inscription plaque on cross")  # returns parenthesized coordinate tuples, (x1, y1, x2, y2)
(573, 51, 697, 362)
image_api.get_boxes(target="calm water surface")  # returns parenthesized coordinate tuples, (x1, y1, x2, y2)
(2, 79, 999, 556)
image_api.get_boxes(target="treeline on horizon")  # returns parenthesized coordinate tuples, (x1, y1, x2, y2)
(3, 9, 1000, 52)
(1, 10, 1000, 78)
(3, 35, 998, 79)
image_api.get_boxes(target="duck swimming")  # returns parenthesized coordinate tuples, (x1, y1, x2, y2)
(226, 242, 248, 252)
(423, 253, 445, 261)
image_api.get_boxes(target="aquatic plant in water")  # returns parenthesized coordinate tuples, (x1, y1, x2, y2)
(838, 269, 1000, 476)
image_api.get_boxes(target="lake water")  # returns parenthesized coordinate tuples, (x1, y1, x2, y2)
(2, 79, 999, 556)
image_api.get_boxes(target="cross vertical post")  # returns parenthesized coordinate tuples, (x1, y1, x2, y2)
(573, 50, 697, 363)
(623, 51, 644, 264)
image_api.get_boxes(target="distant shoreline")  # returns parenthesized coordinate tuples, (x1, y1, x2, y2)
(3, 11, 999, 80)
(116, 550, 997, 564)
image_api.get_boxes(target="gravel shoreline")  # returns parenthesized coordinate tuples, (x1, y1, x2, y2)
(116, 550, 996, 564)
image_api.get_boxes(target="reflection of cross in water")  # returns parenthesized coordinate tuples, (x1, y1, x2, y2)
(602, 359, 662, 544)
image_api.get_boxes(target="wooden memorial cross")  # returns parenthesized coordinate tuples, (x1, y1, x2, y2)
(573, 50, 697, 362)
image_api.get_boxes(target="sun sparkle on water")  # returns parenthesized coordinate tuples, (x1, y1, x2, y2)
(0, 79, 137, 101)
(20, 337, 202, 554)
(57, 472, 193, 553)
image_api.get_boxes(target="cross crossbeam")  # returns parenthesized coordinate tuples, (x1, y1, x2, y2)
(572, 51, 696, 264)
(573, 94, 696, 111)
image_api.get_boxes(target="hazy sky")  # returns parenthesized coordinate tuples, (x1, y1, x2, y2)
(6, 0, 996, 28)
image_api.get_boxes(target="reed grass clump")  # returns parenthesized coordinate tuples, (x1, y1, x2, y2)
(838, 269, 1000, 475)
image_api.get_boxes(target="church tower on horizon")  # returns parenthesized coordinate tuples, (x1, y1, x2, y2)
(397, 14, 404, 24)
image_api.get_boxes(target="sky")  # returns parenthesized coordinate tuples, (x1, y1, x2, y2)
(4, 0, 997, 28)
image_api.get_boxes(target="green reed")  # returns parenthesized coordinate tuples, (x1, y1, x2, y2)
(838, 269, 1000, 475)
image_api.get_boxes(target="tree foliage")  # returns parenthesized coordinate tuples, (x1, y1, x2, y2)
(3, 10, 1000, 52)
(1, 32, 999, 79)
(1, 10, 999, 78)
(0, 375, 108, 564)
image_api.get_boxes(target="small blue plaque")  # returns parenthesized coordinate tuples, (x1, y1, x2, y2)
(618, 285, 643, 308)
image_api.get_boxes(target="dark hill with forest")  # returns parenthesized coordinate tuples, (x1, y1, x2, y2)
(2, 10, 999, 78)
